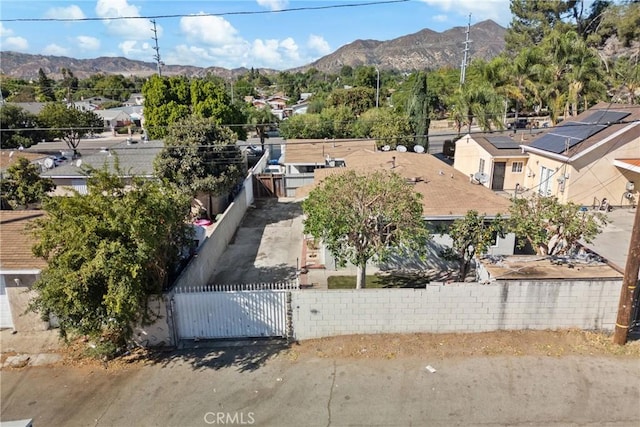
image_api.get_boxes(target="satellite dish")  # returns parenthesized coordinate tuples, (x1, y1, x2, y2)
(396, 145, 407, 153)
(76, 159, 83, 167)
(44, 158, 55, 169)
(382, 145, 391, 152)
(413, 145, 425, 153)
(473, 172, 489, 184)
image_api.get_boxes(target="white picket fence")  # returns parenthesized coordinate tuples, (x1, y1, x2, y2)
(173, 282, 296, 340)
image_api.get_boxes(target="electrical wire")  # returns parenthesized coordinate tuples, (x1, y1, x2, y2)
(0, 0, 410, 22)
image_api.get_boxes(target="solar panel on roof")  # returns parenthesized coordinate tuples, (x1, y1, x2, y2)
(486, 136, 520, 149)
(529, 123, 606, 154)
(582, 110, 630, 125)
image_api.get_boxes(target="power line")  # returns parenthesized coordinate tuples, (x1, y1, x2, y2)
(0, 0, 410, 23)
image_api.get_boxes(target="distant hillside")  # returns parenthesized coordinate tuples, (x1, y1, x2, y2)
(0, 20, 507, 80)
(295, 19, 507, 73)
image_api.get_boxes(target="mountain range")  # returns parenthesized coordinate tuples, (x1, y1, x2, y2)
(0, 20, 506, 80)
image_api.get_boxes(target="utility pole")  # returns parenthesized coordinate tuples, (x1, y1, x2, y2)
(460, 14, 472, 86)
(375, 66, 380, 108)
(151, 20, 163, 77)
(613, 204, 640, 345)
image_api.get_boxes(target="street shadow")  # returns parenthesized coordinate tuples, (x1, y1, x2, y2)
(138, 338, 294, 372)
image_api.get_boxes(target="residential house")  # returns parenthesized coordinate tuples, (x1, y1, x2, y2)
(293, 143, 517, 272)
(124, 93, 145, 106)
(521, 102, 640, 208)
(94, 109, 132, 130)
(1, 150, 48, 174)
(106, 105, 144, 127)
(454, 133, 531, 192)
(281, 139, 378, 197)
(41, 139, 162, 195)
(0, 211, 50, 331)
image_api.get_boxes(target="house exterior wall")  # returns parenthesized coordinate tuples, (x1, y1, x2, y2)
(524, 135, 640, 207)
(2, 273, 50, 332)
(498, 158, 528, 191)
(522, 154, 565, 199)
(565, 135, 640, 207)
(453, 135, 483, 181)
(291, 279, 620, 340)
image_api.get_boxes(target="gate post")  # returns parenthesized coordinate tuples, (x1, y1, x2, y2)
(286, 291, 294, 343)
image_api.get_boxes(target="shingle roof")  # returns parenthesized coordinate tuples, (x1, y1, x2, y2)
(0, 150, 48, 172)
(284, 139, 378, 164)
(296, 149, 512, 218)
(41, 140, 163, 178)
(470, 133, 532, 157)
(0, 211, 47, 271)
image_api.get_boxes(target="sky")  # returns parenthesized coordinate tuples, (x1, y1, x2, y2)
(0, 0, 514, 70)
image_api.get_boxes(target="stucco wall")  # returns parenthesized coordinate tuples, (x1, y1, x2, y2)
(173, 186, 248, 290)
(291, 280, 621, 340)
(3, 273, 49, 332)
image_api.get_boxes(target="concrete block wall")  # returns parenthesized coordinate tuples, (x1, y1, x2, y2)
(291, 280, 621, 340)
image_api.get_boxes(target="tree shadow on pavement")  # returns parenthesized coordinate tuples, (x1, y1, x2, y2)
(139, 339, 294, 372)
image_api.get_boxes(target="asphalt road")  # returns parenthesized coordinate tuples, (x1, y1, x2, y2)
(1, 352, 639, 426)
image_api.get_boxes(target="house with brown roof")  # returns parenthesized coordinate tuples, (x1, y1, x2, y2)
(291, 142, 518, 273)
(520, 102, 640, 208)
(0, 211, 50, 331)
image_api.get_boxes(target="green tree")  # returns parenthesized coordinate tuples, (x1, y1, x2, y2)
(302, 170, 430, 289)
(154, 116, 246, 214)
(407, 71, 437, 150)
(446, 211, 504, 280)
(326, 87, 375, 116)
(247, 105, 277, 152)
(0, 104, 45, 148)
(509, 194, 607, 256)
(29, 167, 193, 357)
(38, 103, 103, 156)
(0, 157, 54, 209)
(36, 68, 55, 102)
(366, 107, 414, 149)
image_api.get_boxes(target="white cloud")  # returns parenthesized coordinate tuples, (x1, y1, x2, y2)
(95, 0, 160, 40)
(44, 5, 86, 20)
(433, 14, 448, 23)
(420, 0, 510, 26)
(256, 0, 288, 11)
(180, 14, 242, 46)
(3, 36, 28, 51)
(0, 23, 13, 37)
(252, 39, 284, 65)
(43, 43, 70, 56)
(119, 40, 139, 56)
(76, 35, 100, 51)
(307, 34, 331, 55)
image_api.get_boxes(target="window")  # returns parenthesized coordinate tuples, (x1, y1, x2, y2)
(511, 162, 523, 173)
(479, 158, 485, 173)
(539, 166, 553, 196)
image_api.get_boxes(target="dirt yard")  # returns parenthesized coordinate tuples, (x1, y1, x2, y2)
(4, 329, 637, 372)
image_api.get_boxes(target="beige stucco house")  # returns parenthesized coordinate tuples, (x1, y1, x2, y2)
(521, 102, 640, 208)
(453, 133, 531, 192)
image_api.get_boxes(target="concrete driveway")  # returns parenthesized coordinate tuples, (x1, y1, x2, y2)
(210, 199, 304, 285)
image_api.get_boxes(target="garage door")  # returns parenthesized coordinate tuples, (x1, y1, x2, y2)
(0, 276, 13, 329)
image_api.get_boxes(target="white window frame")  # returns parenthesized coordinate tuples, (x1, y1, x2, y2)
(511, 161, 523, 173)
(479, 158, 485, 173)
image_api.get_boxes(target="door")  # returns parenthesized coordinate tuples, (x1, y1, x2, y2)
(491, 162, 506, 190)
(0, 276, 14, 329)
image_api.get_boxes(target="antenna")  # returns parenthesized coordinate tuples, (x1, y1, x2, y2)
(151, 19, 163, 76)
(460, 14, 472, 86)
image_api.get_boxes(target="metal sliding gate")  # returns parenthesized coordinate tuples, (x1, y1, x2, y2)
(173, 282, 297, 340)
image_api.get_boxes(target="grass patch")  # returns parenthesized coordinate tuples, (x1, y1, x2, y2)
(328, 274, 430, 289)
